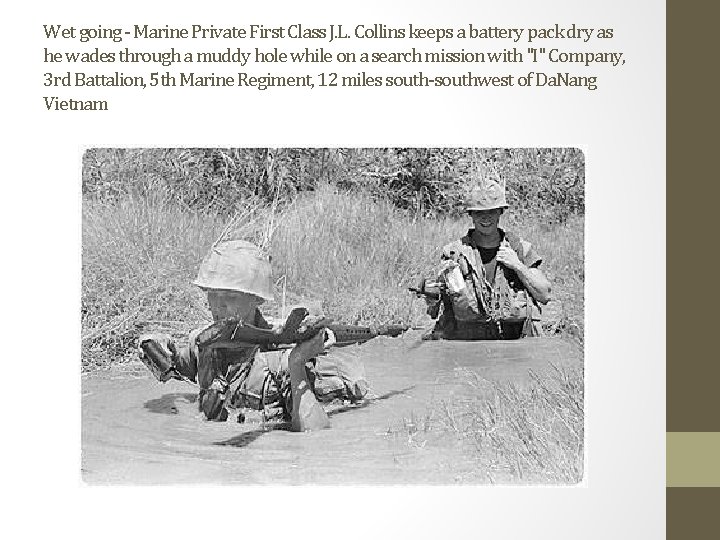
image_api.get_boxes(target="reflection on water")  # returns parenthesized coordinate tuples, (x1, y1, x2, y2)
(214, 424, 291, 447)
(144, 393, 198, 414)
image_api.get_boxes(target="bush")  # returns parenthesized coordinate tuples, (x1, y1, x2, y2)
(83, 148, 584, 222)
(81, 189, 225, 369)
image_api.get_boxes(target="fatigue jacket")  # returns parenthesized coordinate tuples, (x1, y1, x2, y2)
(173, 308, 368, 420)
(436, 228, 543, 339)
(173, 309, 293, 419)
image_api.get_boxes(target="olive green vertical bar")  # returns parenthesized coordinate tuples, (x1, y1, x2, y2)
(666, 0, 720, 433)
(668, 488, 720, 539)
(668, 0, 720, 538)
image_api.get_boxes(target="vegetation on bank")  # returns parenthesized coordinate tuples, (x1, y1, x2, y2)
(82, 148, 585, 220)
(82, 183, 583, 370)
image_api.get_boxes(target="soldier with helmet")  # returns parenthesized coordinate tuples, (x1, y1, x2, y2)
(141, 240, 363, 432)
(422, 175, 552, 340)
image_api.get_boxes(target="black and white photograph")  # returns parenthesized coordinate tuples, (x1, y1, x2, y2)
(81, 147, 585, 485)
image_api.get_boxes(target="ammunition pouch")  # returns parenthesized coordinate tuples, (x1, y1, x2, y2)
(309, 354, 369, 403)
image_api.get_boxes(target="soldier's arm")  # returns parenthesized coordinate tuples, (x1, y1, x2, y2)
(287, 329, 334, 432)
(513, 264, 552, 305)
(496, 244, 552, 304)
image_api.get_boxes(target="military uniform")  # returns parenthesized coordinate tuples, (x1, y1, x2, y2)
(170, 311, 368, 422)
(425, 175, 548, 340)
(139, 240, 368, 423)
(429, 228, 544, 340)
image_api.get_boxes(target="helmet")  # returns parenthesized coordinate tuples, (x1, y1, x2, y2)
(465, 179, 508, 211)
(193, 240, 274, 300)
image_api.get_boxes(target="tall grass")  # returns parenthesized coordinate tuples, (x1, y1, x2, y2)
(267, 184, 450, 325)
(82, 184, 583, 369)
(82, 189, 223, 368)
(386, 365, 584, 484)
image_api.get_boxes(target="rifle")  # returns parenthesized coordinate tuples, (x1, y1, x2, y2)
(195, 307, 409, 350)
(409, 278, 449, 320)
(408, 278, 444, 301)
(139, 307, 410, 384)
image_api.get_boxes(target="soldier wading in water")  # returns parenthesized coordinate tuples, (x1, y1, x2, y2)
(140, 240, 368, 432)
(422, 176, 552, 340)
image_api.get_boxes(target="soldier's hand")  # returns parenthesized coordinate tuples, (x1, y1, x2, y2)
(139, 333, 174, 358)
(323, 328, 337, 349)
(496, 244, 522, 271)
(289, 329, 332, 367)
(414, 278, 437, 307)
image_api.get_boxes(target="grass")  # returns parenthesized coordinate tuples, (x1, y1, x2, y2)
(82, 183, 584, 369)
(82, 189, 223, 369)
(385, 365, 584, 484)
(268, 184, 450, 325)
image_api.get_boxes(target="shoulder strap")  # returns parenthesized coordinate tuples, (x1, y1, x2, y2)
(497, 231, 523, 287)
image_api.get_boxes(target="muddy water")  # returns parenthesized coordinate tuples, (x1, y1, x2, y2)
(82, 332, 580, 485)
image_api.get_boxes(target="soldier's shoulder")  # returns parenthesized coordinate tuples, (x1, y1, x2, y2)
(504, 230, 542, 267)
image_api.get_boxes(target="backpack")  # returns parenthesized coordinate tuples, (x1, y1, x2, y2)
(308, 349, 369, 403)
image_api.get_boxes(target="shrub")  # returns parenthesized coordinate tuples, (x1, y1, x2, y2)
(82, 148, 584, 222)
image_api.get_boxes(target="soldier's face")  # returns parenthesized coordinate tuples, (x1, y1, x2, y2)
(469, 208, 503, 233)
(207, 290, 264, 322)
